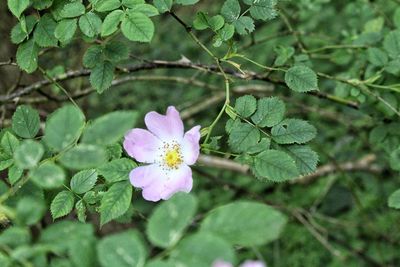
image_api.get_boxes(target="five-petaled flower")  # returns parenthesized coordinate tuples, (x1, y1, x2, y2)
(123, 106, 201, 202)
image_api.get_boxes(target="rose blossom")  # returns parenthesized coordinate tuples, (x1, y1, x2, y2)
(123, 106, 200, 202)
(212, 259, 266, 267)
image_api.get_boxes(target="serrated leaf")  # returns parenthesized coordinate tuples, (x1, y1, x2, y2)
(286, 145, 318, 175)
(75, 200, 87, 222)
(60, 2, 85, 18)
(200, 201, 287, 246)
(228, 122, 260, 153)
(55, 18, 78, 43)
(99, 180, 132, 226)
(271, 119, 317, 144)
(243, 0, 277, 21)
(367, 47, 388, 67)
(32, 0, 53, 10)
(8, 165, 23, 185)
(153, 0, 172, 13)
(12, 105, 40, 139)
(79, 12, 102, 38)
(33, 14, 58, 47)
(14, 140, 44, 169)
(104, 40, 130, 62)
(8, 0, 30, 18)
(234, 95, 257, 118)
(384, 30, 400, 59)
(70, 169, 98, 194)
(51, 191, 75, 219)
(93, 0, 121, 12)
(221, 0, 240, 23)
(285, 66, 319, 92)
(129, 4, 159, 17)
(97, 158, 136, 182)
(388, 189, 400, 209)
(43, 105, 85, 152)
(147, 193, 198, 248)
(29, 162, 66, 189)
(121, 11, 155, 42)
(233, 16, 254, 35)
(251, 97, 285, 127)
(58, 144, 107, 170)
(274, 45, 295, 66)
(11, 16, 38, 44)
(122, 0, 146, 8)
(97, 230, 146, 267)
(1, 132, 20, 156)
(16, 39, 39, 73)
(83, 45, 103, 68)
(89, 60, 115, 93)
(254, 150, 299, 182)
(101, 10, 124, 37)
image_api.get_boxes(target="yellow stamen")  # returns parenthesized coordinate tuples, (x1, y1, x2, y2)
(164, 148, 182, 169)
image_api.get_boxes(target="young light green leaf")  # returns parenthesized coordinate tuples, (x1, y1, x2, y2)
(242, 0, 277, 21)
(286, 145, 318, 175)
(50, 191, 75, 219)
(129, 4, 159, 17)
(1, 132, 20, 157)
(254, 150, 299, 182)
(153, 0, 172, 13)
(147, 193, 198, 248)
(89, 60, 115, 93)
(58, 144, 107, 170)
(79, 12, 102, 38)
(121, 11, 155, 42)
(32, 0, 53, 10)
(388, 189, 400, 209)
(8, 165, 23, 185)
(70, 169, 98, 194)
(60, 2, 85, 18)
(99, 181, 132, 226)
(251, 97, 285, 127)
(55, 18, 78, 43)
(221, 0, 240, 23)
(97, 230, 147, 267)
(82, 111, 138, 145)
(101, 10, 124, 37)
(43, 105, 85, 152)
(271, 119, 317, 144)
(122, 0, 146, 8)
(8, 0, 30, 18)
(16, 39, 39, 73)
(12, 105, 40, 139)
(93, 0, 121, 12)
(97, 158, 137, 183)
(200, 201, 287, 246)
(29, 162, 66, 189)
(285, 66, 319, 92)
(14, 140, 44, 169)
(234, 95, 257, 118)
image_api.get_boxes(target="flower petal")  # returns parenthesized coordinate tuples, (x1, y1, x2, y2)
(181, 125, 201, 165)
(240, 261, 266, 267)
(145, 106, 184, 141)
(129, 164, 162, 189)
(123, 128, 161, 163)
(212, 260, 233, 267)
(160, 164, 193, 200)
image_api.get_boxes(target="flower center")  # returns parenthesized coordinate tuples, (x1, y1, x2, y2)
(162, 143, 182, 169)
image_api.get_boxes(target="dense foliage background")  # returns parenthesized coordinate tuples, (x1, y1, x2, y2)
(1, 0, 400, 266)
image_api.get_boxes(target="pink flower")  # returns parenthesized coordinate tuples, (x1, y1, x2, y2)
(123, 106, 200, 202)
(212, 260, 266, 267)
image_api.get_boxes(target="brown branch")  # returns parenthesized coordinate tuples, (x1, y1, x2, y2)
(197, 154, 381, 184)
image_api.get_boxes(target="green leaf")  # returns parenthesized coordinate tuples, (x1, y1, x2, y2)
(12, 105, 40, 139)
(89, 60, 115, 93)
(14, 140, 44, 169)
(8, 0, 30, 18)
(60, 2, 85, 18)
(193, 12, 209, 30)
(0, 226, 31, 248)
(50, 191, 75, 219)
(68, 236, 96, 267)
(243, 0, 277, 21)
(122, 0, 145, 8)
(388, 189, 400, 209)
(121, 11, 155, 42)
(394, 7, 400, 28)
(101, 10, 124, 37)
(200, 201, 287, 246)
(70, 169, 98, 194)
(384, 30, 400, 59)
(233, 16, 254, 35)
(171, 232, 235, 267)
(58, 144, 107, 170)
(145, 260, 176, 267)
(100, 180, 132, 226)
(271, 119, 317, 144)
(16, 39, 39, 73)
(367, 47, 388, 67)
(97, 158, 136, 182)
(221, 0, 240, 23)
(97, 230, 147, 267)
(33, 14, 58, 47)
(16, 197, 46, 225)
(254, 150, 299, 182)
(251, 97, 285, 127)
(55, 19, 78, 44)
(79, 12, 102, 38)
(228, 121, 260, 153)
(147, 193, 198, 248)
(153, 0, 172, 13)
(129, 4, 159, 17)
(285, 66, 319, 92)
(11, 16, 38, 44)
(29, 162, 66, 189)
(104, 40, 130, 62)
(43, 105, 85, 152)
(174, 0, 199, 5)
(218, 23, 234, 41)
(390, 147, 400, 171)
(75, 200, 87, 222)
(8, 165, 23, 185)
(286, 145, 318, 175)
(234, 95, 257, 118)
(1, 132, 20, 156)
(83, 45, 103, 68)
(82, 111, 137, 145)
(274, 45, 295, 66)
(93, 0, 121, 12)
(32, 0, 53, 10)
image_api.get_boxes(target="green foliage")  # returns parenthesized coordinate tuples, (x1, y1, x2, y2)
(388, 189, 400, 209)
(121, 11, 155, 42)
(79, 12, 102, 38)
(12, 105, 40, 139)
(16, 39, 39, 73)
(70, 169, 98, 194)
(58, 144, 107, 170)
(285, 66, 319, 92)
(251, 97, 285, 127)
(89, 61, 115, 93)
(34, 14, 58, 47)
(14, 140, 44, 169)
(234, 95, 257, 118)
(55, 18, 78, 44)
(271, 119, 317, 144)
(101, 10, 124, 37)
(228, 121, 260, 153)
(50, 191, 75, 219)
(29, 162, 66, 189)
(97, 158, 136, 182)
(254, 150, 299, 182)
(7, 0, 30, 18)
